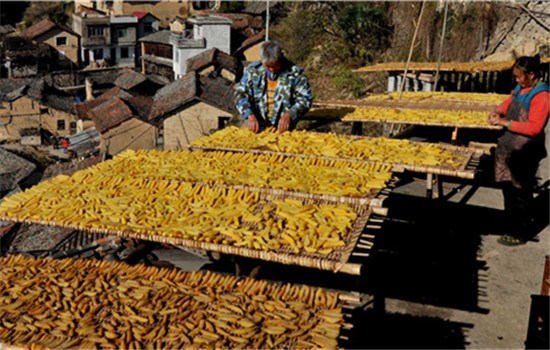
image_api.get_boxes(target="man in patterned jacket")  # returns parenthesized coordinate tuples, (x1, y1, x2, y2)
(235, 40, 313, 133)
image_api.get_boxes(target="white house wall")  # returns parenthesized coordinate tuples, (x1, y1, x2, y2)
(174, 47, 205, 78)
(201, 24, 230, 54)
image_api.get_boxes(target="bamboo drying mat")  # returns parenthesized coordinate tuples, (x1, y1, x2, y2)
(0, 213, 370, 275)
(0, 184, 374, 275)
(0, 255, 357, 349)
(353, 58, 550, 73)
(315, 99, 498, 113)
(110, 155, 393, 206)
(340, 118, 502, 130)
(339, 133, 483, 178)
(192, 136, 482, 179)
(169, 179, 390, 207)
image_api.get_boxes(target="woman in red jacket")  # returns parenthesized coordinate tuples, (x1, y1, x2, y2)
(488, 55, 549, 246)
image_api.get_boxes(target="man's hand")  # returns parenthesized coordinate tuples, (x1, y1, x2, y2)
(277, 113, 291, 133)
(247, 114, 260, 133)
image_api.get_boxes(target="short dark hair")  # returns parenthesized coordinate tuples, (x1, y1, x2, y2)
(513, 55, 542, 78)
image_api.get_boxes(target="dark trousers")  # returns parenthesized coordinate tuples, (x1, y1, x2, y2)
(502, 183, 534, 237)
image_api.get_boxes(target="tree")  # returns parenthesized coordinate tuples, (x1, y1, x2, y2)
(320, 3, 392, 66)
(22, 1, 73, 27)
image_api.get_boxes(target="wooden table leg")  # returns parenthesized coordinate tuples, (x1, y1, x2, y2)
(426, 173, 433, 198)
(352, 122, 363, 135)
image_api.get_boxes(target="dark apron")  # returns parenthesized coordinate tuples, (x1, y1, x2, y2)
(495, 100, 546, 189)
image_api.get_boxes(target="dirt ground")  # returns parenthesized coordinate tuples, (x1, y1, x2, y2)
(154, 173, 549, 349)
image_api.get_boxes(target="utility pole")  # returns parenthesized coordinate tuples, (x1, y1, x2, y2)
(265, 0, 270, 41)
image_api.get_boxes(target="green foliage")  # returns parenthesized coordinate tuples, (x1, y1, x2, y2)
(219, 1, 245, 13)
(329, 3, 392, 64)
(23, 1, 73, 27)
(271, 3, 392, 68)
(270, 7, 320, 64)
(331, 65, 365, 98)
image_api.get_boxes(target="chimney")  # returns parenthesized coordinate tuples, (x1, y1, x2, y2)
(85, 77, 94, 101)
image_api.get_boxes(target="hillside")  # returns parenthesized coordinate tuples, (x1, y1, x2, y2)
(269, 2, 550, 100)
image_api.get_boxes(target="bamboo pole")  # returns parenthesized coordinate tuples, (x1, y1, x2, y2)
(398, 0, 427, 99)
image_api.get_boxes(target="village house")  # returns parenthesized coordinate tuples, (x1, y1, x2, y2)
(170, 17, 186, 34)
(136, 72, 236, 151)
(0, 147, 35, 195)
(234, 29, 265, 63)
(113, 69, 165, 96)
(131, 11, 160, 67)
(0, 78, 77, 144)
(2, 36, 55, 78)
(75, 0, 191, 28)
(25, 18, 81, 69)
(139, 30, 173, 83)
(75, 86, 157, 156)
(186, 47, 242, 82)
(170, 15, 232, 79)
(72, 6, 138, 69)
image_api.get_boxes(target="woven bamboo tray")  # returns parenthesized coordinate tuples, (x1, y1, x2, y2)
(0, 213, 370, 276)
(314, 99, 498, 113)
(0, 185, 378, 275)
(0, 255, 359, 349)
(167, 178, 391, 207)
(191, 135, 481, 179)
(341, 118, 502, 130)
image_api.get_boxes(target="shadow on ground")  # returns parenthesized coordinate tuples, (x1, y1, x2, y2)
(361, 192, 503, 313)
(345, 308, 472, 349)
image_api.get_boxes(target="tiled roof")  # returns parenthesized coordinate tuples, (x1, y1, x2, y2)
(0, 25, 15, 35)
(98, 86, 133, 100)
(131, 11, 149, 20)
(74, 99, 106, 121)
(148, 73, 197, 120)
(236, 29, 265, 52)
(114, 70, 147, 90)
(124, 95, 154, 119)
(186, 48, 241, 75)
(0, 78, 74, 114)
(26, 79, 75, 114)
(26, 19, 57, 39)
(199, 12, 252, 30)
(88, 98, 136, 133)
(197, 75, 237, 114)
(0, 147, 36, 184)
(78, 5, 106, 16)
(87, 69, 124, 86)
(0, 79, 30, 101)
(75, 87, 133, 121)
(138, 30, 171, 44)
(4, 36, 37, 52)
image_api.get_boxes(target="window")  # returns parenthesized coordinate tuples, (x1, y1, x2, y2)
(118, 28, 128, 38)
(57, 120, 66, 130)
(92, 48, 103, 60)
(89, 26, 104, 37)
(70, 122, 77, 130)
(56, 36, 67, 46)
(144, 22, 153, 33)
(120, 47, 129, 59)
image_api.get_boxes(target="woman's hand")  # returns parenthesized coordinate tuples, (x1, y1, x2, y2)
(487, 111, 506, 126)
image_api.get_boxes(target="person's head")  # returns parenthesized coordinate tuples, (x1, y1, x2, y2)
(512, 55, 541, 88)
(261, 40, 284, 76)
